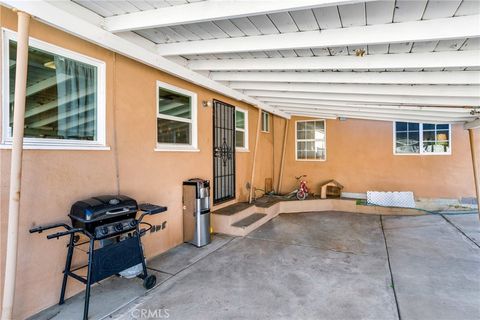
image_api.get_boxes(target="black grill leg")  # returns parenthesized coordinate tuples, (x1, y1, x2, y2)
(83, 238, 95, 320)
(137, 235, 148, 279)
(59, 234, 75, 305)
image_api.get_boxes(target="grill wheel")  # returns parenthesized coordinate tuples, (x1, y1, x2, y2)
(143, 274, 157, 289)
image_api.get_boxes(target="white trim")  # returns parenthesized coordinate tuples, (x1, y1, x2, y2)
(0, 0, 289, 119)
(0, 143, 110, 151)
(393, 122, 452, 156)
(154, 147, 200, 152)
(235, 107, 249, 151)
(210, 71, 480, 85)
(464, 118, 480, 130)
(261, 111, 270, 133)
(103, 0, 371, 32)
(228, 82, 480, 98)
(1, 28, 107, 150)
(295, 119, 327, 162)
(188, 50, 480, 71)
(248, 90, 478, 107)
(158, 15, 480, 56)
(156, 80, 198, 151)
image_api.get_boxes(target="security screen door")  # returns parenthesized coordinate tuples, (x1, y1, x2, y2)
(213, 100, 236, 204)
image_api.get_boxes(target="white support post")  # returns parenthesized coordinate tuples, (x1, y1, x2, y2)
(468, 129, 480, 220)
(1, 10, 30, 320)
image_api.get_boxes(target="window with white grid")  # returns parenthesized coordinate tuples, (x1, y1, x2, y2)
(296, 120, 326, 161)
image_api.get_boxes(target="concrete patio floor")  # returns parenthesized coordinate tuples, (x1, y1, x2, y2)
(32, 211, 480, 320)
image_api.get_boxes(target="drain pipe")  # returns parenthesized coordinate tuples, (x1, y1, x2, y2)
(467, 128, 480, 220)
(249, 109, 262, 203)
(277, 119, 289, 194)
(1, 10, 30, 320)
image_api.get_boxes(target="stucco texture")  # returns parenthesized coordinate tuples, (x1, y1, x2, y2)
(0, 7, 273, 319)
(0, 6, 478, 320)
(279, 116, 478, 199)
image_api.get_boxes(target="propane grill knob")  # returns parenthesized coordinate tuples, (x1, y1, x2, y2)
(101, 226, 109, 235)
(115, 223, 124, 231)
(130, 220, 137, 227)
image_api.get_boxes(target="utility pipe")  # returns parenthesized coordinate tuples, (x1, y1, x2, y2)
(277, 119, 289, 194)
(468, 129, 480, 220)
(249, 110, 262, 203)
(1, 10, 30, 320)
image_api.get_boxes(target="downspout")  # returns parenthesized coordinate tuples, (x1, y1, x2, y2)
(1, 10, 30, 320)
(277, 119, 289, 194)
(249, 110, 262, 203)
(468, 128, 480, 220)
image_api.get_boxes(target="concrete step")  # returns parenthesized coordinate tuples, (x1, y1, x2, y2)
(231, 213, 267, 229)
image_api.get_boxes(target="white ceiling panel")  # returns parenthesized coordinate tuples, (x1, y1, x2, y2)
(366, 0, 395, 25)
(329, 46, 349, 56)
(169, 25, 201, 41)
(194, 21, 229, 39)
(264, 51, 283, 58)
(230, 17, 261, 36)
(389, 42, 413, 53)
(295, 49, 315, 57)
(312, 7, 342, 29)
(423, 0, 463, 19)
(278, 50, 299, 57)
(460, 38, 480, 50)
(455, 0, 480, 16)
(128, 1, 156, 11)
(368, 44, 389, 54)
(290, 9, 320, 31)
(410, 41, 439, 53)
(338, 3, 366, 27)
(393, 0, 428, 22)
(248, 15, 279, 34)
(213, 20, 245, 37)
(268, 12, 299, 33)
(312, 47, 331, 56)
(434, 39, 467, 51)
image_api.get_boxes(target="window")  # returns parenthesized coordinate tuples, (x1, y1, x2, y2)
(296, 120, 326, 161)
(261, 111, 270, 133)
(235, 108, 248, 150)
(394, 122, 451, 155)
(156, 80, 197, 151)
(2, 29, 106, 149)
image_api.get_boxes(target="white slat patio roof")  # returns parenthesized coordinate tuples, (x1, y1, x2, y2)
(4, 0, 480, 124)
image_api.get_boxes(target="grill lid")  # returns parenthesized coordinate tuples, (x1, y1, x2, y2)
(69, 195, 138, 223)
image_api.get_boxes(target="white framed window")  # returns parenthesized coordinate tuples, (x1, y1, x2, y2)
(155, 80, 198, 152)
(235, 107, 248, 151)
(1, 29, 107, 150)
(295, 120, 326, 161)
(394, 122, 451, 155)
(261, 111, 270, 133)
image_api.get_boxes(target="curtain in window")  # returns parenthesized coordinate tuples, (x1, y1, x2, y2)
(55, 57, 96, 140)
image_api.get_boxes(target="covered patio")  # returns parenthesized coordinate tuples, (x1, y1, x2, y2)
(0, 1, 479, 319)
(31, 210, 480, 320)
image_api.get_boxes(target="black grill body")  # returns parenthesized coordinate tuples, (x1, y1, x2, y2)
(69, 195, 138, 239)
(29, 195, 167, 320)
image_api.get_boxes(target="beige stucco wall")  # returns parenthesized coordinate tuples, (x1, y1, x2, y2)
(0, 6, 478, 319)
(279, 116, 478, 199)
(0, 7, 276, 319)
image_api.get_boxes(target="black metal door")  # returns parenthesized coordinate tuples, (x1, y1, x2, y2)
(213, 100, 236, 204)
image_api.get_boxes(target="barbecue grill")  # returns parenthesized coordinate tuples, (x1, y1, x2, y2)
(30, 195, 167, 320)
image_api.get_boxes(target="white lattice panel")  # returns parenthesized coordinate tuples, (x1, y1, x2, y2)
(367, 191, 416, 208)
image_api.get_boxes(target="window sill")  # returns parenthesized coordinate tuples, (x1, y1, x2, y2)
(154, 146, 200, 152)
(295, 158, 327, 162)
(236, 147, 249, 153)
(393, 153, 451, 156)
(0, 143, 110, 151)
